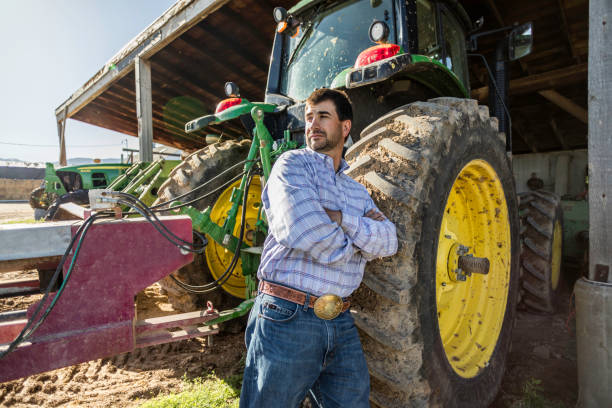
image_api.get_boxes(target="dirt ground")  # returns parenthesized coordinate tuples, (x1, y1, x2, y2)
(0, 278, 579, 407)
(0, 208, 578, 407)
(0, 203, 34, 223)
(491, 293, 578, 407)
(0, 283, 245, 408)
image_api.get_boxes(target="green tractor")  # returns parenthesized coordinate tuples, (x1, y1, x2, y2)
(29, 162, 130, 219)
(153, 0, 540, 406)
(30, 160, 182, 220)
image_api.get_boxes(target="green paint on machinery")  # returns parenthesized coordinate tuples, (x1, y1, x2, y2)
(30, 160, 181, 214)
(108, 159, 181, 208)
(46, 162, 131, 195)
(30, 162, 131, 210)
(560, 199, 589, 261)
(174, 0, 481, 300)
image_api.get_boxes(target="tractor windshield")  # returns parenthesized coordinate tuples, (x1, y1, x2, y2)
(280, 0, 396, 101)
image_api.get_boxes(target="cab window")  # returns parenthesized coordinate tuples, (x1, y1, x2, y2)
(92, 172, 108, 188)
(441, 8, 469, 88)
(416, 0, 439, 58)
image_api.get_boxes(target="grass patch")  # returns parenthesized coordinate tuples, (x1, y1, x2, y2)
(0, 218, 40, 225)
(511, 378, 566, 408)
(139, 374, 242, 408)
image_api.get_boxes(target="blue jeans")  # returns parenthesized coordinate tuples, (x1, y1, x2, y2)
(239, 293, 370, 408)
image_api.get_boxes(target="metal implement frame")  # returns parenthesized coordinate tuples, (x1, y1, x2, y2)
(176, 105, 298, 323)
(0, 216, 219, 383)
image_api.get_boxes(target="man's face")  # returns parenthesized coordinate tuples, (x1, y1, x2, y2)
(304, 100, 350, 154)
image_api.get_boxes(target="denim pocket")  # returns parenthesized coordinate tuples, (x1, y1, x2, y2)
(258, 295, 299, 323)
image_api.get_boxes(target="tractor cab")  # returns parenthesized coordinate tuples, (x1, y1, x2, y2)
(186, 0, 472, 144)
(268, 0, 471, 102)
(263, 0, 474, 141)
(186, 0, 531, 149)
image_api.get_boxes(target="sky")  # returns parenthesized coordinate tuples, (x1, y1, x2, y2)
(0, 0, 177, 163)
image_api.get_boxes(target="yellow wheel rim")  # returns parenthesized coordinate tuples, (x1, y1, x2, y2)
(205, 176, 262, 299)
(551, 220, 562, 290)
(436, 160, 511, 378)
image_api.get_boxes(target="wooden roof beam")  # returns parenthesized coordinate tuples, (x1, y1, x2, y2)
(178, 29, 267, 89)
(72, 105, 138, 135)
(168, 35, 265, 98)
(216, 8, 271, 46)
(471, 63, 588, 100)
(538, 89, 588, 123)
(149, 59, 219, 107)
(198, 24, 268, 73)
(55, 0, 231, 121)
(556, 0, 580, 63)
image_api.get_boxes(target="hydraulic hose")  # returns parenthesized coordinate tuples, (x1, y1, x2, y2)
(168, 166, 256, 294)
(0, 212, 112, 359)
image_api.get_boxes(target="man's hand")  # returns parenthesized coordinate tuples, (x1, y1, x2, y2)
(324, 208, 342, 225)
(365, 209, 386, 221)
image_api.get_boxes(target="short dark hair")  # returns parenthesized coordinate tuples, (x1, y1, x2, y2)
(306, 88, 353, 122)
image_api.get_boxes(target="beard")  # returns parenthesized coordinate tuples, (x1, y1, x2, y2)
(306, 128, 344, 153)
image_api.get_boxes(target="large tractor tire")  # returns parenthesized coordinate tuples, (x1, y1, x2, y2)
(517, 190, 563, 313)
(29, 186, 47, 210)
(154, 140, 255, 312)
(345, 98, 520, 407)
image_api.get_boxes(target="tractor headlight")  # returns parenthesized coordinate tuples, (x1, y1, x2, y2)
(369, 20, 390, 44)
(273, 7, 287, 23)
(224, 82, 240, 98)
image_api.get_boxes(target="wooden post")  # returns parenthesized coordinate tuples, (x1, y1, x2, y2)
(588, 0, 611, 282)
(56, 108, 67, 166)
(136, 57, 153, 162)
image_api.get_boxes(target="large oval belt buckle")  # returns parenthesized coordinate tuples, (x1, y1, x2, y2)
(313, 294, 343, 320)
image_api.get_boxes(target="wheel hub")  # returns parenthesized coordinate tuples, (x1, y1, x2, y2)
(435, 159, 511, 378)
(205, 176, 262, 299)
(447, 243, 490, 282)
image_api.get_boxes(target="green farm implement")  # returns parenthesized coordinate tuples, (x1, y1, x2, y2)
(30, 160, 180, 220)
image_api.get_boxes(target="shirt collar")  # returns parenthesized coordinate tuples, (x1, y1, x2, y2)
(305, 147, 350, 174)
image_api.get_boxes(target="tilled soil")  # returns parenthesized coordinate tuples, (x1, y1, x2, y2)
(0, 283, 245, 408)
(0, 276, 578, 408)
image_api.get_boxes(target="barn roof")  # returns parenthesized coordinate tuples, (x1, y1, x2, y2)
(55, 0, 588, 156)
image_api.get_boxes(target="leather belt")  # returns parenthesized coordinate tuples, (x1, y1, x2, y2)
(258, 281, 350, 320)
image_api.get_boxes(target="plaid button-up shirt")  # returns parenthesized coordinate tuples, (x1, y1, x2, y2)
(258, 148, 398, 297)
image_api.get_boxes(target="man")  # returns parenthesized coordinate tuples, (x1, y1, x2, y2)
(240, 88, 398, 408)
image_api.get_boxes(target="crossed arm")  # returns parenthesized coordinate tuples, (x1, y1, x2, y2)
(263, 155, 398, 263)
(325, 208, 386, 224)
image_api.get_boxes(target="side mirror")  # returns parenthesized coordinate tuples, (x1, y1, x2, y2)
(508, 22, 533, 61)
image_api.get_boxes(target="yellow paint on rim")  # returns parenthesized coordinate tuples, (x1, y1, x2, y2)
(551, 220, 562, 290)
(435, 159, 511, 378)
(205, 176, 262, 299)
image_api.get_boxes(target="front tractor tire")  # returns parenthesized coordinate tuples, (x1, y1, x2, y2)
(29, 186, 47, 210)
(345, 98, 520, 407)
(518, 190, 563, 313)
(154, 140, 253, 312)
